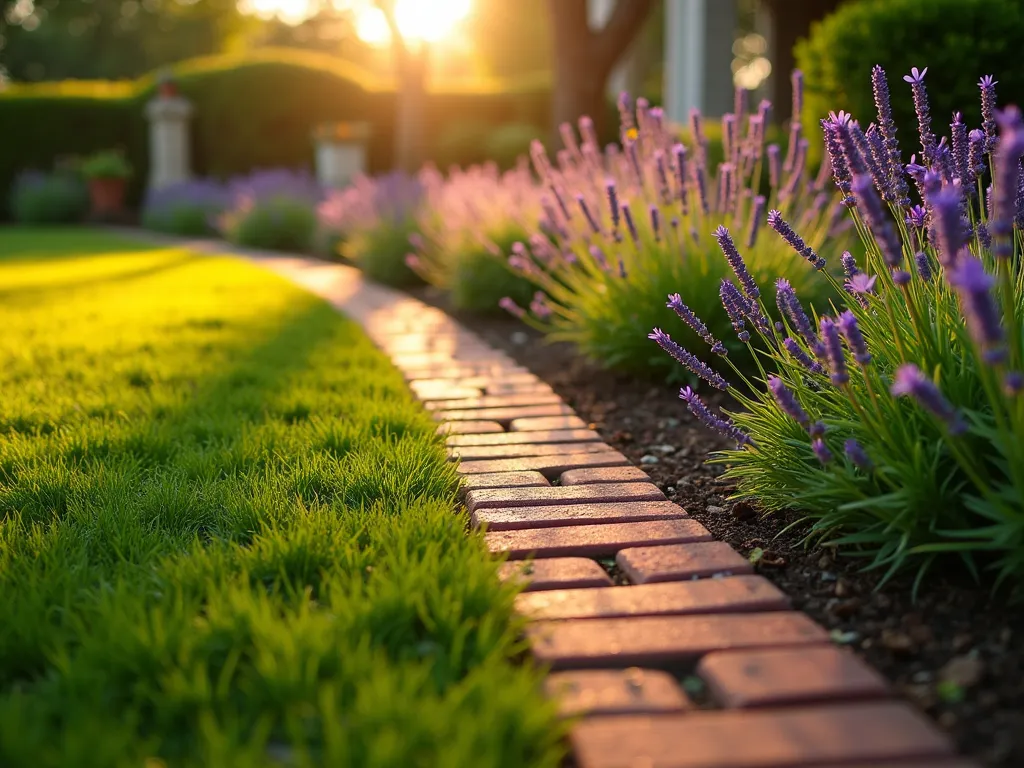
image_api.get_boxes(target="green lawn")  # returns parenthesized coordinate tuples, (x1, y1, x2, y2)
(0, 228, 561, 767)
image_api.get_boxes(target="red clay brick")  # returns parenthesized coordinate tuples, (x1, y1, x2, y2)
(448, 441, 615, 461)
(473, 500, 687, 531)
(409, 373, 541, 390)
(393, 352, 515, 369)
(457, 451, 630, 477)
(485, 381, 556, 395)
(466, 482, 665, 513)
(436, 421, 505, 436)
(617, 542, 754, 583)
(571, 702, 954, 767)
(516, 576, 789, 621)
(435, 404, 575, 422)
(411, 385, 484, 402)
(526, 612, 827, 669)
(698, 646, 890, 708)
(510, 415, 590, 431)
(498, 558, 613, 591)
(446, 429, 602, 447)
(459, 471, 551, 492)
(425, 393, 563, 411)
(546, 669, 689, 717)
(402, 364, 531, 381)
(488, 518, 712, 559)
(560, 466, 652, 485)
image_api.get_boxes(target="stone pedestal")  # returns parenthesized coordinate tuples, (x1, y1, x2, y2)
(314, 123, 371, 189)
(145, 95, 193, 191)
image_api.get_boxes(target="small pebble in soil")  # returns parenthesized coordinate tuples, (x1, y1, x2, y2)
(706, 505, 726, 515)
(730, 501, 756, 521)
(640, 455, 659, 465)
(649, 444, 677, 454)
(509, 331, 529, 345)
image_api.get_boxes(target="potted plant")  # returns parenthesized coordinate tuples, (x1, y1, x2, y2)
(81, 150, 132, 219)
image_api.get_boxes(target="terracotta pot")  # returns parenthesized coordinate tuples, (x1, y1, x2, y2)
(158, 81, 178, 98)
(88, 177, 127, 217)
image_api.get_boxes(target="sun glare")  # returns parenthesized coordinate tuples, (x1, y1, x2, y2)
(355, 0, 472, 45)
(238, 0, 315, 26)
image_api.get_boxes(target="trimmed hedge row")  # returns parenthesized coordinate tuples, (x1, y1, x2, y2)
(0, 49, 551, 215)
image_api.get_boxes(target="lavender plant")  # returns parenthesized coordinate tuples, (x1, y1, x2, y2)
(141, 179, 229, 236)
(405, 161, 539, 312)
(501, 84, 846, 379)
(653, 66, 1024, 589)
(220, 168, 323, 253)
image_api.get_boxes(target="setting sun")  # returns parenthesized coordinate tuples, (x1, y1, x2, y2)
(354, 0, 472, 45)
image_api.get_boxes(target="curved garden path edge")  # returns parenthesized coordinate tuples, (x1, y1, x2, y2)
(110, 229, 978, 768)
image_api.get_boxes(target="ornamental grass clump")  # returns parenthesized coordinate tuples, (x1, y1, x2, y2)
(500, 80, 845, 379)
(653, 66, 1024, 589)
(405, 162, 539, 313)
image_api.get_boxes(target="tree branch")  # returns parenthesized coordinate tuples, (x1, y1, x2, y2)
(592, 0, 655, 72)
(374, 0, 408, 61)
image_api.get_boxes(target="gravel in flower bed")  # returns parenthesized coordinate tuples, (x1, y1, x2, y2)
(419, 289, 1024, 768)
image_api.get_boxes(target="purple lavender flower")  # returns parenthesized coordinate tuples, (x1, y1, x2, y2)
(776, 278, 824, 355)
(928, 184, 967, 267)
(783, 337, 825, 374)
(903, 67, 936, 161)
(992, 107, 1024, 254)
(530, 292, 553, 319)
(792, 70, 804, 121)
(649, 328, 730, 390)
(844, 439, 873, 471)
(782, 138, 810, 199)
(968, 129, 986, 184)
(782, 335, 823, 376)
(621, 201, 639, 243)
(768, 375, 809, 425)
(692, 162, 710, 215)
(820, 317, 849, 385)
(837, 310, 871, 365)
(1004, 371, 1024, 396)
(649, 205, 662, 242)
(977, 221, 992, 250)
(951, 113, 969, 186)
(667, 293, 726, 354)
(914, 251, 933, 282)
(812, 439, 833, 464)
(841, 251, 860, 278)
(948, 258, 1005, 358)
(846, 274, 877, 298)
(905, 205, 928, 230)
(605, 179, 621, 230)
(980, 75, 999, 153)
(767, 209, 825, 269)
(714, 225, 760, 300)
(870, 65, 908, 203)
(720, 280, 750, 343)
(673, 144, 689, 209)
(851, 174, 904, 268)
(891, 364, 967, 434)
(588, 244, 609, 270)
(680, 387, 751, 446)
(767, 144, 781, 191)
(499, 297, 526, 318)
(723, 113, 737, 163)
(809, 421, 827, 439)
(822, 119, 854, 205)
(577, 194, 600, 234)
(746, 195, 766, 249)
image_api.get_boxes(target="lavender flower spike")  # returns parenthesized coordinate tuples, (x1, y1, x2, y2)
(891, 364, 967, 435)
(992, 107, 1024, 255)
(747, 194, 767, 248)
(680, 387, 752, 446)
(499, 297, 526, 318)
(720, 280, 750, 343)
(980, 75, 999, 153)
(783, 337, 825, 374)
(903, 67, 936, 161)
(929, 184, 967, 267)
(714, 225, 760, 300)
(649, 328, 730, 390)
(621, 201, 639, 243)
(812, 439, 833, 464)
(605, 179, 621, 230)
(949, 258, 1005, 360)
(820, 316, 849, 385)
(851, 174, 904, 268)
(667, 293, 727, 355)
(768, 375, 809, 425)
(837, 310, 871, 365)
(767, 209, 825, 269)
(871, 65, 908, 203)
(844, 439, 873, 471)
(776, 278, 822, 353)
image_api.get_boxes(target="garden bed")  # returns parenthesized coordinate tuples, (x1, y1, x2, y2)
(413, 284, 1024, 768)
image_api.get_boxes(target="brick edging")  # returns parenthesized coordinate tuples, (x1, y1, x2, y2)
(112, 232, 976, 768)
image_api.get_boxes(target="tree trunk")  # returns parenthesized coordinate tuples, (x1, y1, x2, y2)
(552, 59, 612, 141)
(394, 44, 429, 172)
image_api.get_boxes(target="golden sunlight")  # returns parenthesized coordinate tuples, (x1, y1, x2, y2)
(355, 0, 472, 45)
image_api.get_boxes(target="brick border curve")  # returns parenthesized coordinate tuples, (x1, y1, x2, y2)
(126, 235, 978, 768)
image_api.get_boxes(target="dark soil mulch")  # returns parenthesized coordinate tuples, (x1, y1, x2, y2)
(413, 286, 1024, 768)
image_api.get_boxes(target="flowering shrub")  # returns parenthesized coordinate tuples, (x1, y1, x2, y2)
(319, 171, 425, 286)
(9, 170, 88, 224)
(501, 85, 845, 379)
(219, 169, 322, 252)
(141, 179, 229, 236)
(406, 163, 538, 313)
(655, 66, 1024, 588)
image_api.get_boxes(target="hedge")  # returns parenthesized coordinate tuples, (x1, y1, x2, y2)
(0, 48, 551, 215)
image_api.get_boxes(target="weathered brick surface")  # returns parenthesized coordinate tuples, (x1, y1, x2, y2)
(466, 482, 665, 513)
(698, 646, 890, 708)
(617, 542, 754, 583)
(411, 385, 484, 402)
(472, 500, 687, 531)
(435, 420, 505, 436)
(410, 373, 541, 390)
(435, 403, 575, 422)
(448, 441, 615, 461)
(515, 576, 789, 621)
(426, 393, 563, 411)
(546, 669, 689, 718)
(402, 364, 532, 381)
(526, 612, 828, 669)
(498, 558, 613, 591)
(459, 471, 550, 492)
(457, 451, 630, 477)
(485, 381, 556, 395)
(560, 466, 653, 485)
(446, 429, 601, 447)
(509, 415, 589, 431)
(571, 703, 954, 767)
(487, 519, 713, 559)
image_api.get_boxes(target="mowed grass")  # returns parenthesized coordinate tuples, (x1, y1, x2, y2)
(0, 229, 561, 767)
